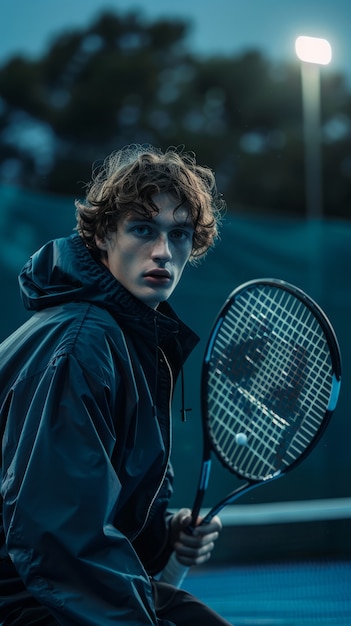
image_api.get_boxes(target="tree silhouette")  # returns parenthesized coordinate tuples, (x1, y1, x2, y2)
(0, 10, 350, 218)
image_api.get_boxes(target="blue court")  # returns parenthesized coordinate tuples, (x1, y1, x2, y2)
(183, 560, 351, 625)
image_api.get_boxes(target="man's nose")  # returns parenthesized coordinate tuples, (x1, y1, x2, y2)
(151, 235, 172, 260)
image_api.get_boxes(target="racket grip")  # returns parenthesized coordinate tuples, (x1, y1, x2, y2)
(159, 552, 189, 588)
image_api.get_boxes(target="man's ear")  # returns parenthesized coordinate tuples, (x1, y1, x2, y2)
(95, 235, 108, 251)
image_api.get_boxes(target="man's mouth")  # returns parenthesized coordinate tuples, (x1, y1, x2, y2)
(144, 269, 172, 283)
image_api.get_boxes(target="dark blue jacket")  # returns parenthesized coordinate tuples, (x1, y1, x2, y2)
(0, 233, 198, 625)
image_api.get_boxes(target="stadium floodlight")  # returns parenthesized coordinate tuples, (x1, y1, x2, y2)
(295, 35, 332, 66)
(295, 35, 332, 221)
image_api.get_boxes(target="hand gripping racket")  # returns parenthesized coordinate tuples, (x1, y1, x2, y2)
(161, 278, 341, 587)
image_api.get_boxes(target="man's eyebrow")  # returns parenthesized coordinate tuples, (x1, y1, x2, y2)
(173, 222, 195, 230)
(125, 214, 194, 229)
(124, 214, 152, 223)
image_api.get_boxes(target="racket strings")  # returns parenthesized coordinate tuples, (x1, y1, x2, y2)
(206, 287, 334, 480)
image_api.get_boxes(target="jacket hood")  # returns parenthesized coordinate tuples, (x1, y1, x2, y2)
(20, 232, 132, 313)
(19, 233, 199, 360)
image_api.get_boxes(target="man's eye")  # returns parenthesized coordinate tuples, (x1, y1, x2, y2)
(132, 225, 152, 236)
(170, 230, 189, 240)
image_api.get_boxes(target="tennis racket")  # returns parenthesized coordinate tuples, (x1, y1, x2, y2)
(161, 278, 341, 587)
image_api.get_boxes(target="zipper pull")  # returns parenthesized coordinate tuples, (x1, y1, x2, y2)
(180, 407, 192, 422)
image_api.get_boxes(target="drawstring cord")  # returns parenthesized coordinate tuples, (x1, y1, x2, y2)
(179, 365, 192, 422)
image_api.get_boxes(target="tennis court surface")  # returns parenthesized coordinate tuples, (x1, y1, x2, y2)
(183, 560, 351, 625)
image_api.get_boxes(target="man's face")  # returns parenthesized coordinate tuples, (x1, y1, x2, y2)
(97, 192, 194, 309)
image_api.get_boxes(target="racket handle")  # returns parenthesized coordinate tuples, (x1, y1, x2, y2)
(159, 552, 189, 587)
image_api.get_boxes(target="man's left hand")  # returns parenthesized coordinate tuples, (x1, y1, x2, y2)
(170, 508, 222, 566)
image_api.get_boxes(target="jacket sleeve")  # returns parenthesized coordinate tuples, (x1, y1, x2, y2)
(1, 352, 174, 626)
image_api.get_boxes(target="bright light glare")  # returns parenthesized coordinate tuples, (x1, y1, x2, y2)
(295, 36, 332, 65)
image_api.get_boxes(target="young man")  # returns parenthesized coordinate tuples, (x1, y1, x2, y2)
(0, 145, 231, 625)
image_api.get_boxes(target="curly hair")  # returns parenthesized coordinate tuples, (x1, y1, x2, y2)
(75, 144, 225, 262)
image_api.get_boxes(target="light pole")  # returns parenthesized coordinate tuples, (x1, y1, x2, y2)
(295, 35, 332, 220)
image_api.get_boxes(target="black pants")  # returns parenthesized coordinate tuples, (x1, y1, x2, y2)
(152, 579, 233, 626)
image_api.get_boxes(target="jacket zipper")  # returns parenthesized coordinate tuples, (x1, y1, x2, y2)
(131, 347, 173, 540)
